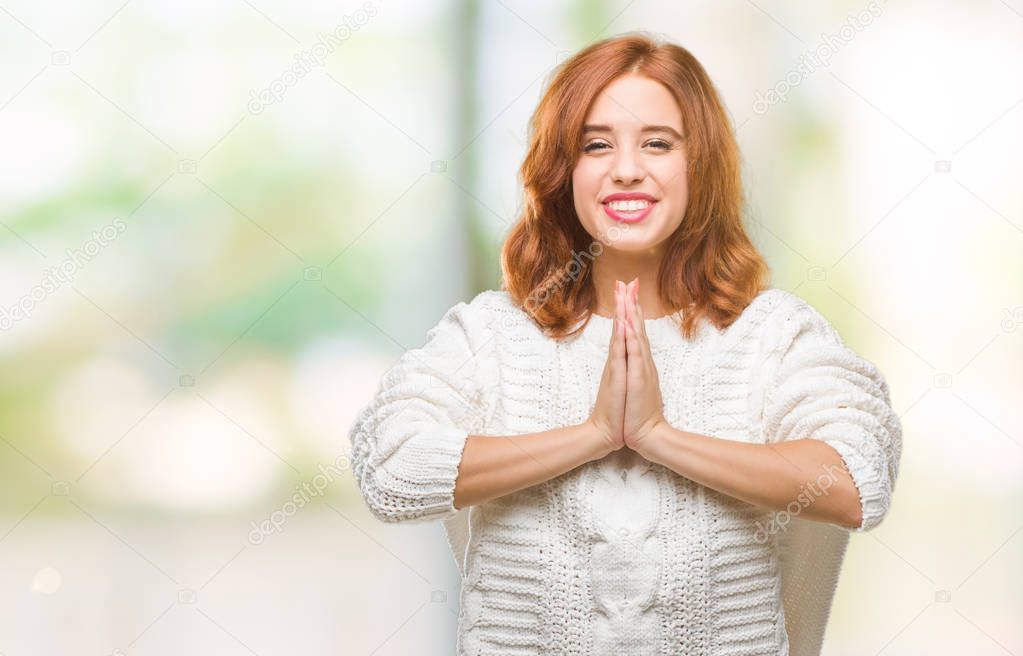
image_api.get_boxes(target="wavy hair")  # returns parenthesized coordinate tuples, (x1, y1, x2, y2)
(500, 32, 769, 340)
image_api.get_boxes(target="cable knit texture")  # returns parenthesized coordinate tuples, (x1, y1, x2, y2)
(348, 288, 903, 656)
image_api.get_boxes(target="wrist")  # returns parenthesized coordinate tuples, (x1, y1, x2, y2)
(580, 420, 616, 462)
(633, 418, 675, 465)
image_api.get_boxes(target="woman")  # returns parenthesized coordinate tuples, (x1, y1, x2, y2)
(349, 33, 902, 656)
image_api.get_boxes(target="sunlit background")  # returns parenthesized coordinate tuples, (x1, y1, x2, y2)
(1, 1, 1021, 654)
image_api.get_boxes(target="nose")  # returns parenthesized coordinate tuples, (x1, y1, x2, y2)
(610, 146, 645, 185)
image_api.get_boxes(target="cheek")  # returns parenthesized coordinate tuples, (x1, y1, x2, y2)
(573, 160, 593, 180)
(660, 185, 687, 209)
(652, 162, 689, 205)
(572, 165, 602, 204)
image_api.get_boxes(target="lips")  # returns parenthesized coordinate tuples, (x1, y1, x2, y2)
(602, 192, 657, 203)
(601, 192, 658, 223)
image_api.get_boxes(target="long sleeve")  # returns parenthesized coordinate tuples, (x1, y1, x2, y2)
(348, 297, 495, 524)
(752, 297, 903, 533)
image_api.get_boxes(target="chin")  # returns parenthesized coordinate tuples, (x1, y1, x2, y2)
(587, 216, 662, 246)
(602, 236, 660, 253)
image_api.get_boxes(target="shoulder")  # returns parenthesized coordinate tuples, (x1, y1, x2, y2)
(751, 291, 893, 397)
(466, 288, 516, 314)
(463, 289, 535, 333)
(433, 289, 526, 342)
(764, 289, 843, 346)
(741, 288, 845, 361)
(740, 287, 796, 323)
(743, 287, 821, 321)
(714, 288, 815, 347)
(746, 287, 840, 335)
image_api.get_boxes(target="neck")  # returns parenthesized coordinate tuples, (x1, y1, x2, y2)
(590, 248, 668, 319)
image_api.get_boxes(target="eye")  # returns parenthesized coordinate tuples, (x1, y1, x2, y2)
(646, 139, 671, 150)
(583, 141, 609, 153)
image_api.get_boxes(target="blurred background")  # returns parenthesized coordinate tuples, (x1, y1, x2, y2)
(0, 1, 1020, 654)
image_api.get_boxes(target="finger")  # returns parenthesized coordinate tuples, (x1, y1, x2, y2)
(634, 283, 650, 343)
(634, 284, 650, 360)
(634, 285, 657, 373)
(634, 281, 650, 344)
(626, 279, 639, 336)
(624, 301, 639, 370)
(623, 280, 632, 326)
(612, 282, 623, 353)
(629, 280, 646, 362)
(618, 281, 627, 343)
(613, 281, 626, 361)
(609, 281, 619, 348)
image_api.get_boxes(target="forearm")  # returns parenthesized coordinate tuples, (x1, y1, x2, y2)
(639, 423, 863, 529)
(453, 421, 611, 510)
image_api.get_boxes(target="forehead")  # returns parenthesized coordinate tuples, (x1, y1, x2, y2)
(583, 74, 682, 130)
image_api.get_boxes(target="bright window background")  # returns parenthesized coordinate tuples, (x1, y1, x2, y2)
(0, 1, 1020, 654)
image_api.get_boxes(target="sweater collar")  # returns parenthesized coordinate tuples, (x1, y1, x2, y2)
(578, 310, 686, 351)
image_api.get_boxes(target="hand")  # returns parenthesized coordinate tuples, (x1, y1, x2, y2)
(622, 278, 668, 453)
(585, 280, 630, 453)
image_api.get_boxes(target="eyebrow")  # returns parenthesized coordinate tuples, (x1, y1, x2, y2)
(582, 123, 684, 140)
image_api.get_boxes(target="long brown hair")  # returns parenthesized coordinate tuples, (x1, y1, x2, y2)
(500, 32, 769, 340)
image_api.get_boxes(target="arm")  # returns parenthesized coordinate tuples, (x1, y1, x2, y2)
(453, 421, 611, 509)
(639, 426, 864, 528)
(348, 299, 492, 524)
(454, 279, 638, 508)
(617, 282, 862, 527)
(349, 297, 611, 523)
(753, 299, 903, 532)
(636, 297, 902, 533)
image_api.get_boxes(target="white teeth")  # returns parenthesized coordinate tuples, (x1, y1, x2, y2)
(607, 199, 651, 211)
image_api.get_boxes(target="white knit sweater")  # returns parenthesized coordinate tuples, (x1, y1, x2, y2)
(348, 288, 902, 656)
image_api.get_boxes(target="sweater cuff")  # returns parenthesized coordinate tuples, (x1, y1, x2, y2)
(371, 425, 471, 523)
(819, 431, 889, 533)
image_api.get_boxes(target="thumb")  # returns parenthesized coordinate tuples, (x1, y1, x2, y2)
(611, 281, 626, 360)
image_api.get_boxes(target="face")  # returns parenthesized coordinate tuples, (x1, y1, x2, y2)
(571, 73, 689, 254)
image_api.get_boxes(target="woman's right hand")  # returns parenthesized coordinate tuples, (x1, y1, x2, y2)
(586, 280, 628, 454)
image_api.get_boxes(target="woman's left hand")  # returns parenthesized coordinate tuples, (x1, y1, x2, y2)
(622, 278, 668, 454)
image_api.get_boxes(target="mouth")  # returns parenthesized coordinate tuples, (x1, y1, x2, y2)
(602, 198, 657, 224)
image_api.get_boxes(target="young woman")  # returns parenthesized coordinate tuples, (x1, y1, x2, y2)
(349, 33, 902, 656)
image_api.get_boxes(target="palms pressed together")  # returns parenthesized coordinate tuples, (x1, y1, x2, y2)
(589, 278, 668, 456)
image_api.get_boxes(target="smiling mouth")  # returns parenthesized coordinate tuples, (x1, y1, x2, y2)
(602, 199, 656, 223)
